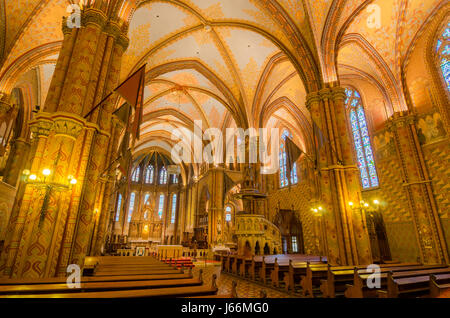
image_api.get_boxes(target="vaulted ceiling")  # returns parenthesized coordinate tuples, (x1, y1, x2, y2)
(0, 0, 446, 169)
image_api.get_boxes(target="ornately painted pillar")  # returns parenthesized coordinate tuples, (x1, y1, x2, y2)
(0, 7, 129, 278)
(306, 87, 372, 265)
(68, 14, 128, 270)
(92, 117, 123, 255)
(0, 118, 52, 277)
(387, 111, 449, 264)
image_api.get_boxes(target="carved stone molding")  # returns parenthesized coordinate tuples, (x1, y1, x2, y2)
(82, 8, 107, 29)
(29, 119, 53, 138)
(386, 111, 417, 130)
(53, 118, 84, 140)
(116, 34, 130, 51)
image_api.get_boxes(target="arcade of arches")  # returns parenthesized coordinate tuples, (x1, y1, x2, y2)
(0, 0, 448, 280)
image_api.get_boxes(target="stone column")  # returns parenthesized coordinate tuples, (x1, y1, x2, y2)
(306, 87, 372, 266)
(0, 118, 52, 277)
(93, 118, 123, 255)
(69, 21, 128, 269)
(0, 7, 129, 278)
(387, 111, 449, 264)
(8, 114, 84, 279)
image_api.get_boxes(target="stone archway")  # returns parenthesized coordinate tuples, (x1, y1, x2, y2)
(273, 209, 305, 254)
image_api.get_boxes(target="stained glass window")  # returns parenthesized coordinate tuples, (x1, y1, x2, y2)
(145, 165, 154, 184)
(345, 88, 379, 189)
(131, 167, 140, 182)
(172, 174, 179, 183)
(171, 194, 177, 224)
(158, 194, 165, 219)
(160, 167, 168, 185)
(128, 192, 136, 223)
(115, 194, 122, 222)
(436, 22, 450, 92)
(291, 236, 298, 253)
(279, 129, 298, 187)
(225, 206, 232, 222)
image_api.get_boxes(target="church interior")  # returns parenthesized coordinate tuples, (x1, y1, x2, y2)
(0, 0, 449, 299)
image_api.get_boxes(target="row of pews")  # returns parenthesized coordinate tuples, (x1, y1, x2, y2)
(0, 256, 226, 298)
(220, 254, 450, 298)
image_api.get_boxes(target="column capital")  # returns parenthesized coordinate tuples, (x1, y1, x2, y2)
(82, 8, 108, 29)
(29, 116, 54, 138)
(305, 91, 321, 110)
(386, 111, 416, 130)
(0, 92, 13, 117)
(319, 88, 332, 101)
(116, 34, 130, 51)
(53, 117, 84, 140)
(330, 87, 347, 102)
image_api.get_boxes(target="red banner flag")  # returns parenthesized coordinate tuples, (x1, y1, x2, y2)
(115, 64, 146, 141)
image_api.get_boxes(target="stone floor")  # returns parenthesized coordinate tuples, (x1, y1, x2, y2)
(191, 263, 297, 298)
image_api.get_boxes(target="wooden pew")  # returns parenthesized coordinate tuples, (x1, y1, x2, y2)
(224, 255, 232, 273)
(220, 255, 226, 271)
(321, 263, 433, 298)
(299, 263, 330, 297)
(0, 272, 193, 286)
(260, 255, 318, 285)
(232, 255, 243, 275)
(259, 257, 278, 284)
(249, 256, 264, 281)
(283, 260, 320, 291)
(344, 264, 442, 298)
(386, 267, 450, 298)
(239, 257, 252, 278)
(430, 274, 450, 298)
(270, 258, 291, 288)
(0, 270, 218, 298)
(0, 278, 204, 295)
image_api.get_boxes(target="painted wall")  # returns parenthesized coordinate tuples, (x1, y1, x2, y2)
(0, 181, 16, 244)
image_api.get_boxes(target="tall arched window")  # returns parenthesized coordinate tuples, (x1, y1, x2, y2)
(158, 194, 165, 219)
(131, 166, 140, 182)
(172, 174, 179, 184)
(279, 129, 298, 187)
(160, 167, 168, 185)
(115, 194, 122, 222)
(345, 88, 379, 189)
(171, 194, 177, 224)
(128, 192, 136, 223)
(225, 206, 232, 222)
(143, 193, 150, 220)
(144, 193, 150, 205)
(145, 165, 154, 184)
(436, 22, 450, 92)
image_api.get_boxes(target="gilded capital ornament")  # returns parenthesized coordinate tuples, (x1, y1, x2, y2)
(104, 21, 121, 39)
(116, 34, 130, 51)
(53, 118, 84, 140)
(30, 119, 53, 138)
(330, 87, 347, 101)
(319, 88, 332, 101)
(0, 93, 11, 116)
(305, 92, 321, 110)
(82, 8, 107, 29)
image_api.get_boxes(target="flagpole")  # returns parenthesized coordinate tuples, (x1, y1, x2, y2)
(83, 91, 114, 119)
(83, 64, 147, 120)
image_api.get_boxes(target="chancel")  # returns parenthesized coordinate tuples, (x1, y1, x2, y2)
(0, 0, 448, 299)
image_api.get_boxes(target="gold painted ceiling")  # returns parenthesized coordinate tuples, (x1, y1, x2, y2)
(0, 0, 446, 162)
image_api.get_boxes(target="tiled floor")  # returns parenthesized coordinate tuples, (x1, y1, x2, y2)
(191, 264, 297, 298)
